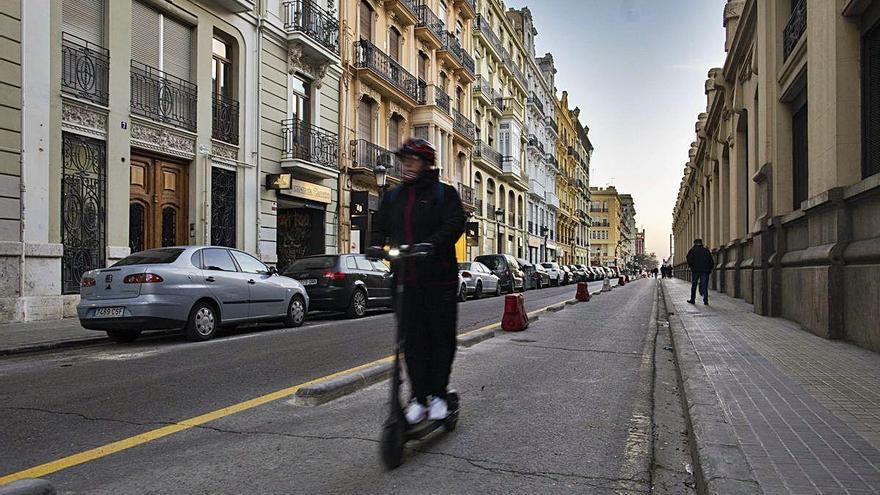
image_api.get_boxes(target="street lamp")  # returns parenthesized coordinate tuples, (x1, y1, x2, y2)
(374, 164, 387, 201)
(540, 226, 549, 262)
(494, 207, 505, 254)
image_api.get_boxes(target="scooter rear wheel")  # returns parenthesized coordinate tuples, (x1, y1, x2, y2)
(380, 419, 405, 469)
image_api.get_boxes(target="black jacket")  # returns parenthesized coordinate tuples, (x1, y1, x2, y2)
(370, 169, 466, 287)
(686, 245, 714, 273)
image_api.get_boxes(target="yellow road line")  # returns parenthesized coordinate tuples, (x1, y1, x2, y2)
(0, 297, 572, 485)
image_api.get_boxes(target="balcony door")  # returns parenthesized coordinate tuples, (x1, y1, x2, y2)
(358, 97, 374, 143)
(359, 1, 373, 41)
(129, 154, 189, 253)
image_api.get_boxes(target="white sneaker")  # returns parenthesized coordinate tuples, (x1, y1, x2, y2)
(405, 400, 427, 424)
(428, 397, 448, 420)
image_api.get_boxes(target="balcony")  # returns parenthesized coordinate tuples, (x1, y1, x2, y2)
(529, 178, 545, 200)
(418, 83, 450, 114)
(546, 191, 560, 210)
(212, 92, 239, 145)
(502, 96, 525, 119)
(502, 155, 521, 178)
(527, 92, 544, 116)
(473, 15, 504, 61)
(415, 3, 445, 50)
(354, 39, 422, 105)
(567, 145, 581, 161)
(527, 135, 545, 155)
(454, 0, 476, 20)
(783, 0, 806, 60)
(545, 116, 558, 135)
(283, 0, 340, 58)
(474, 139, 502, 171)
(203, 0, 254, 12)
(474, 74, 496, 106)
(130, 60, 197, 132)
(350, 139, 402, 182)
(452, 108, 476, 143)
(457, 182, 475, 209)
(475, 198, 484, 216)
(438, 31, 475, 79)
(281, 118, 339, 178)
(383, 0, 419, 26)
(61, 33, 109, 106)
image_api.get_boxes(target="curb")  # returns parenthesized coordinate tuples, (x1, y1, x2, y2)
(659, 281, 762, 495)
(0, 478, 56, 495)
(294, 297, 579, 406)
(0, 337, 110, 357)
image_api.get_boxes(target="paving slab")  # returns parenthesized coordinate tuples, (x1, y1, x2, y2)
(663, 278, 880, 495)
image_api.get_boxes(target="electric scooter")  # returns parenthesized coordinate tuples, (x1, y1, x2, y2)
(369, 243, 460, 470)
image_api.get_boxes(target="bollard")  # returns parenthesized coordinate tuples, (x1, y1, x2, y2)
(618, 275, 626, 287)
(501, 294, 528, 331)
(601, 276, 612, 292)
(575, 282, 591, 302)
(0, 479, 57, 495)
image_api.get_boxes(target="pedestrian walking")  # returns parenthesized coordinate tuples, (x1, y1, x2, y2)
(686, 238, 714, 305)
(651, 267, 659, 278)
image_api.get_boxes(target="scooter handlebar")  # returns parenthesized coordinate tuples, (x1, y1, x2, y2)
(366, 243, 434, 260)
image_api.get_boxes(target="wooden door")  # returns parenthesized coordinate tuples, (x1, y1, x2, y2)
(130, 155, 189, 252)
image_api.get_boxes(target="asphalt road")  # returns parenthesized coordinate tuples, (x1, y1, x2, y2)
(0, 280, 614, 481)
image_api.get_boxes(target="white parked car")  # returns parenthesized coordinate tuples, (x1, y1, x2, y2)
(541, 262, 563, 287)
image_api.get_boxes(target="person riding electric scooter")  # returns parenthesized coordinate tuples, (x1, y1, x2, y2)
(368, 138, 466, 467)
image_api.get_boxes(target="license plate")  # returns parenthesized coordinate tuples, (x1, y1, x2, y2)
(94, 307, 124, 318)
(300, 279, 318, 286)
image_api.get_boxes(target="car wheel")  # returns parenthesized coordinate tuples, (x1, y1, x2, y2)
(346, 289, 367, 318)
(474, 281, 483, 299)
(536, 279, 543, 290)
(494, 284, 502, 297)
(106, 330, 141, 343)
(184, 301, 218, 342)
(458, 283, 468, 302)
(284, 295, 306, 328)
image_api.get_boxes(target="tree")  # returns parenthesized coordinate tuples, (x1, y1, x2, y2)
(632, 252, 659, 272)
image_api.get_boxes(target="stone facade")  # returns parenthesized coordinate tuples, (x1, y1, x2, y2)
(589, 186, 623, 267)
(672, 0, 880, 352)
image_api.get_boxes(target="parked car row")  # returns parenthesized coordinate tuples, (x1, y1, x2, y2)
(77, 246, 627, 343)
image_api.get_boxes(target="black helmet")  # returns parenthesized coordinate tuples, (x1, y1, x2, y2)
(396, 138, 436, 166)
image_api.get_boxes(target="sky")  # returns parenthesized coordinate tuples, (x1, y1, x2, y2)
(505, 0, 728, 259)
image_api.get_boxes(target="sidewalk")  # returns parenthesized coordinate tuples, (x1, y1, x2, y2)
(0, 318, 105, 355)
(662, 278, 880, 495)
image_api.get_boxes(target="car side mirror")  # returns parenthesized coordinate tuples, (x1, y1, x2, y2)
(268, 266, 278, 275)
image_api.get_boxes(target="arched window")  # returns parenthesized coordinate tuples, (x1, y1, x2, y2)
(358, 96, 374, 142)
(388, 113, 404, 149)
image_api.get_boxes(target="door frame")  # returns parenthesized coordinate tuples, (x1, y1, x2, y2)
(129, 152, 191, 251)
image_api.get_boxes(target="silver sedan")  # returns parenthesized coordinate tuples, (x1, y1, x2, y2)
(77, 246, 309, 343)
(458, 262, 501, 300)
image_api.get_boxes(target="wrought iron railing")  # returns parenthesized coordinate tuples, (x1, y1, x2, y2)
(350, 139, 402, 180)
(475, 198, 484, 215)
(399, 0, 419, 17)
(783, 0, 806, 59)
(282, 118, 339, 170)
(528, 136, 545, 155)
(283, 0, 340, 54)
(354, 39, 422, 102)
(474, 139, 501, 168)
(474, 74, 496, 102)
(495, 97, 507, 112)
(439, 31, 474, 74)
(452, 108, 476, 141)
(474, 14, 505, 60)
(130, 60, 197, 131)
(61, 32, 109, 106)
(212, 92, 239, 144)
(415, 3, 445, 40)
(419, 82, 450, 114)
(527, 92, 544, 116)
(458, 182, 475, 206)
(545, 116, 558, 134)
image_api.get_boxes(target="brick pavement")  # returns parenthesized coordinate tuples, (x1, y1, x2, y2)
(664, 278, 880, 495)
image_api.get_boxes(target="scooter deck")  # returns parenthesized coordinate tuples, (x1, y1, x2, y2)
(404, 407, 459, 441)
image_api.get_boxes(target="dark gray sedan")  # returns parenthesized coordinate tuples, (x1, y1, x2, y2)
(77, 247, 309, 343)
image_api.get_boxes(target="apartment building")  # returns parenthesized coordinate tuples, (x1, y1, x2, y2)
(339, 0, 477, 257)
(589, 186, 621, 267)
(672, 0, 880, 351)
(1, 0, 263, 321)
(470, 0, 528, 258)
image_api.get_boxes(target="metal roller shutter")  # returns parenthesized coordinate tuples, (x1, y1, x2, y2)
(131, 0, 160, 68)
(864, 23, 880, 178)
(62, 0, 105, 45)
(162, 15, 193, 81)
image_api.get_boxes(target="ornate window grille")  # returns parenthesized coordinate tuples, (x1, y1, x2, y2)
(283, 0, 341, 54)
(783, 0, 806, 59)
(211, 167, 237, 247)
(130, 60, 197, 131)
(61, 133, 106, 294)
(212, 92, 240, 144)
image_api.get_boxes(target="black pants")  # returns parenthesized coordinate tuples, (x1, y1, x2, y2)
(400, 284, 457, 404)
(690, 272, 710, 302)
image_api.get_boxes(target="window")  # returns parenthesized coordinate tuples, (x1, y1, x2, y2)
(371, 260, 390, 272)
(115, 248, 184, 266)
(346, 256, 358, 269)
(863, 21, 880, 178)
(63, 0, 105, 45)
(792, 102, 809, 209)
(212, 37, 232, 97)
(389, 115, 403, 149)
(202, 248, 238, 272)
(359, 0, 373, 41)
(389, 27, 401, 62)
(418, 51, 428, 81)
(231, 250, 268, 274)
(358, 97, 373, 142)
(285, 256, 337, 273)
(438, 0, 448, 25)
(291, 73, 311, 123)
(355, 256, 374, 271)
(132, 0, 192, 80)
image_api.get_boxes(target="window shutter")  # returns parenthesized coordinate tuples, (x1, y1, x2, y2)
(864, 24, 880, 178)
(358, 99, 372, 142)
(63, 0, 105, 45)
(359, 1, 372, 41)
(131, 0, 160, 68)
(163, 16, 193, 81)
(389, 117, 400, 149)
(389, 28, 400, 62)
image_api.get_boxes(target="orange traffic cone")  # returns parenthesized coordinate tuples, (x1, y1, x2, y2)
(502, 294, 529, 332)
(576, 282, 591, 302)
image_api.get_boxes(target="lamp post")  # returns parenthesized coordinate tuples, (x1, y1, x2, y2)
(374, 164, 387, 202)
(540, 226, 549, 262)
(494, 207, 505, 254)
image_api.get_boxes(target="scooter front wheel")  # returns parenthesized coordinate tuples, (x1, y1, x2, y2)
(380, 419, 405, 469)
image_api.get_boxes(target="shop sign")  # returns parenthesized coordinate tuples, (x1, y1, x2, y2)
(266, 173, 292, 190)
(280, 179, 332, 204)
